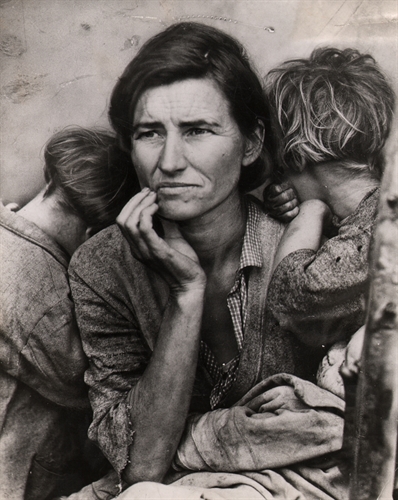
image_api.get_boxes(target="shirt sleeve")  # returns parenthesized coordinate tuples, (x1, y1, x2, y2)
(175, 374, 345, 472)
(267, 221, 373, 345)
(18, 298, 90, 409)
(69, 267, 151, 476)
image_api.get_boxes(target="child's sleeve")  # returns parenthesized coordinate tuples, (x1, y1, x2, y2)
(267, 221, 373, 346)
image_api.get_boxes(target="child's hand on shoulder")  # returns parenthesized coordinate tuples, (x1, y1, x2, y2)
(263, 181, 299, 222)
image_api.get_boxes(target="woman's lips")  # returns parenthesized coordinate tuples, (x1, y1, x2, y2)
(156, 183, 199, 194)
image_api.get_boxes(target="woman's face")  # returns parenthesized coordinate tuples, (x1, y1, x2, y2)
(131, 78, 255, 221)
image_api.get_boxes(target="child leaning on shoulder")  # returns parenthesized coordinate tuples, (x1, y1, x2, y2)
(262, 47, 395, 386)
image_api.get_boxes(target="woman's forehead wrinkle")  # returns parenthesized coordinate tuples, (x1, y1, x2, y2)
(135, 80, 230, 129)
(133, 91, 170, 126)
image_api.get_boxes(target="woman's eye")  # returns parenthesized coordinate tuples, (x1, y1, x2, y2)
(187, 128, 211, 137)
(135, 130, 159, 140)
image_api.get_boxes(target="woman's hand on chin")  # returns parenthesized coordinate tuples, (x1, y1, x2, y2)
(117, 188, 206, 293)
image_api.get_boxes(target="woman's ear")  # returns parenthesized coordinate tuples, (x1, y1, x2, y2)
(242, 120, 265, 166)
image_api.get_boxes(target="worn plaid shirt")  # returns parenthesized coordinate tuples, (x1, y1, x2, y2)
(199, 200, 263, 409)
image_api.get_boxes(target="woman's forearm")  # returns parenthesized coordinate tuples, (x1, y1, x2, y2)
(123, 286, 205, 484)
(272, 199, 331, 272)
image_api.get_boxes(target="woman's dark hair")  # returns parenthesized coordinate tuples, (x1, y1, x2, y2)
(265, 47, 395, 178)
(43, 127, 139, 234)
(109, 22, 276, 192)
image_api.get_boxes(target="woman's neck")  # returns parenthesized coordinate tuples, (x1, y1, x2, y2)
(18, 189, 88, 256)
(177, 191, 247, 271)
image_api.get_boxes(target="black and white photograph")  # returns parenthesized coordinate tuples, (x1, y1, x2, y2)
(1, 1, 397, 499)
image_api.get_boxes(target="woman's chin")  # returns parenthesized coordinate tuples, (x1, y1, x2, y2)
(157, 201, 200, 222)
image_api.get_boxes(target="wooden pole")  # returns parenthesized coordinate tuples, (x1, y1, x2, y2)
(349, 151, 398, 500)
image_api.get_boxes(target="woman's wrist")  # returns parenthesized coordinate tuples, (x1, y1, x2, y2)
(169, 280, 206, 303)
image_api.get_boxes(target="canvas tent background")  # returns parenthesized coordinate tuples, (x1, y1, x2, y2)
(0, 0, 397, 206)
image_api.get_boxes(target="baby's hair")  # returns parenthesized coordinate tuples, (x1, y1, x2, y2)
(265, 47, 395, 178)
(43, 127, 139, 234)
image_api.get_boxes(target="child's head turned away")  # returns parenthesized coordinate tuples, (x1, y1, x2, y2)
(43, 127, 139, 235)
(265, 47, 395, 181)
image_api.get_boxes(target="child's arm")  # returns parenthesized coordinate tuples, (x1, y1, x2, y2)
(272, 199, 332, 272)
(267, 190, 378, 347)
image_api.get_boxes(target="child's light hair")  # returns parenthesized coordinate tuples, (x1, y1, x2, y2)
(265, 47, 395, 179)
(43, 127, 139, 234)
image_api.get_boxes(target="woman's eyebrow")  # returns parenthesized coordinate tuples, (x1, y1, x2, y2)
(132, 119, 222, 132)
(132, 121, 163, 131)
(179, 119, 221, 129)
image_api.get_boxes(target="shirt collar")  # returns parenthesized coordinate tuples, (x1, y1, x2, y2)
(0, 202, 70, 268)
(238, 198, 263, 271)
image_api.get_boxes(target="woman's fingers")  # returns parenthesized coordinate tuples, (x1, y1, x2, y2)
(117, 187, 152, 225)
(138, 206, 172, 258)
(117, 189, 159, 259)
(117, 189, 157, 232)
(138, 203, 160, 233)
(116, 188, 205, 288)
(246, 386, 289, 410)
(246, 385, 309, 413)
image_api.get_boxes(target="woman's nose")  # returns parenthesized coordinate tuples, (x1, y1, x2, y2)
(158, 134, 186, 174)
